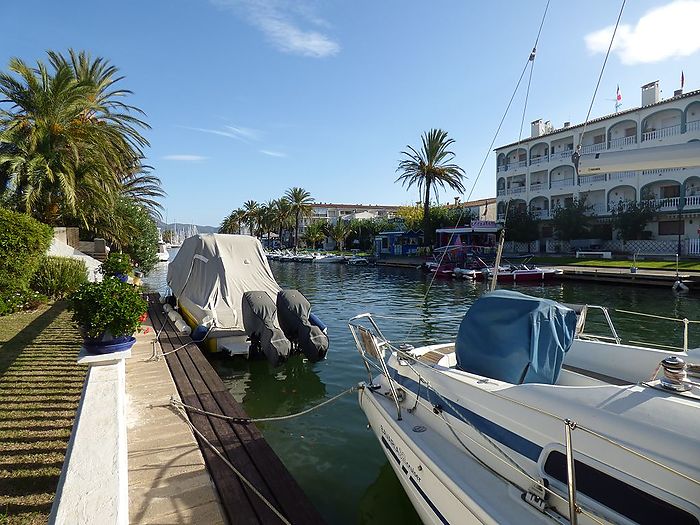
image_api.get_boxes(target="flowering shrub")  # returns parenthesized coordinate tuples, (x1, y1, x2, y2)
(0, 289, 47, 316)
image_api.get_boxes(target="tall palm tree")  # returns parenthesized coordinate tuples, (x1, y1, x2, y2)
(273, 198, 293, 248)
(396, 129, 466, 246)
(284, 187, 314, 251)
(242, 200, 259, 236)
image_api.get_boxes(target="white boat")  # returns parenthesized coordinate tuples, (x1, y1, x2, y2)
(347, 255, 370, 266)
(349, 290, 700, 525)
(157, 241, 169, 262)
(313, 254, 345, 264)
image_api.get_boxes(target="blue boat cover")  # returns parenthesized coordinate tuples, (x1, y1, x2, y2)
(455, 290, 577, 385)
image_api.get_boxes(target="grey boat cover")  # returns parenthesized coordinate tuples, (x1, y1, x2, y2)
(167, 234, 280, 331)
(277, 290, 329, 362)
(242, 291, 291, 365)
(455, 290, 576, 385)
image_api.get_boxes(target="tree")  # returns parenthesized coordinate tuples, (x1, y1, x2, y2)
(0, 51, 156, 229)
(272, 198, 293, 247)
(396, 129, 466, 246)
(119, 201, 159, 273)
(242, 200, 259, 236)
(396, 205, 423, 231)
(504, 205, 540, 243)
(303, 221, 326, 249)
(551, 197, 593, 241)
(284, 187, 314, 251)
(324, 220, 354, 253)
(612, 200, 657, 241)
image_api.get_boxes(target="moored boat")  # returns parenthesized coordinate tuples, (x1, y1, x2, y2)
(349, 290, 700, 525)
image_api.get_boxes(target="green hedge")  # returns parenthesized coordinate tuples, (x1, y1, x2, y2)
(31, 256, 88, 299)
(0, 207, 53, 291)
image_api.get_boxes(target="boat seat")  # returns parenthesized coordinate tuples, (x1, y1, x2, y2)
(418, 347, 455, 365)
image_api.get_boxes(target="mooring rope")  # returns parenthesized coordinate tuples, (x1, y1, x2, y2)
(169, 385, 359, 424)
(170, 402, 293, 525)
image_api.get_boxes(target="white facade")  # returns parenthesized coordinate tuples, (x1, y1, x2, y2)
(495, 83, 700, 244)
(300, 203, 399, 230)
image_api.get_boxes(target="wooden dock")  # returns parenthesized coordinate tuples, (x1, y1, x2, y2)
(146, 294, 325, 525)
(552, 266, 697, 288)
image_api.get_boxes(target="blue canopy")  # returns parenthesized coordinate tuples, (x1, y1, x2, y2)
(455, 290, 577, 385)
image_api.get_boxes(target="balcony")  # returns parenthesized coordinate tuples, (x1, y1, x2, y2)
(643, 197, 681, 211)
(578, 174, 607, 185)
(688, 120, 700, 133)
(580, 143, 606, 154)
(609, 136, 636, 148)
(584, 203, 607, 215)
(506, 186, 527, 196)
(556, 149, 574, 161)
(685, 195, 700, 208)
(530, 155, 549, 166)
(531, 209, 550, 219)
(530, 182, 546, 192)
(497, 165, 507, 173)
(642, 124, 681, 142)
(609, 170, 637, 181)
(551, 178, 575, 188)
(497, 189, 506, 197)
(497, 213, 506, 220)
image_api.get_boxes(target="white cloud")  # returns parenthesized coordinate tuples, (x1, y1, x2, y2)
(211, 0, 340, 58)
(585, 0, 700, 65)
(260, 149, 286, 157)
(162, 154, 208, 161)
(182, 125, 262, 142)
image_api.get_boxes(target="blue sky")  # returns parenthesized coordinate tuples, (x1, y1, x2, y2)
(4, 0, 700, 226)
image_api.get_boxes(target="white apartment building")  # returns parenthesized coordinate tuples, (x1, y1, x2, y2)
(300, 202, 400, 230)
(495, 81, 700, 245)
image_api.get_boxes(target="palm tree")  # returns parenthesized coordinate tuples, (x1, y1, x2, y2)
(242, 200, 259, 236)
(396, 129, 466, 246)
(273, 198, 293, 248)
(0, 51, 156, 229)
(325, 220, 354, 253)
(303, 221, 326, 249)
(284, 187, 314, 251)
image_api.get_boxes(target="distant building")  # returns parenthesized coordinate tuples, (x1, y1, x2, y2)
(495, 81, 700, 253)
(374, 230, 423, 257)
(449, 198, 496, 222)
(301, 202, 400, 231)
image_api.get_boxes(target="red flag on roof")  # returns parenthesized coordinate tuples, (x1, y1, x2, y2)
(616, 85, 622, 101)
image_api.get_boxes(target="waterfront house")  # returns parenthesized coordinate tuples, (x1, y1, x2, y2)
(495, 81, 700, 254)
(375, 230, 423, 257)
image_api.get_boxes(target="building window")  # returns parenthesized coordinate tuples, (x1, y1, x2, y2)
(593, 134, 605, 144)
(543, 451, 697, 525)
(624, 126, 636, 137)
(381, 237, 389, 249)
(659, 220, 684, 235)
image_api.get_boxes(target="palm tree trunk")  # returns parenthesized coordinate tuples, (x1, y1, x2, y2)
(294, 212, 300, 252)
(423, 182, 432, 247)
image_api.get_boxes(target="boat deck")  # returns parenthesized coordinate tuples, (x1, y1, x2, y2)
(146, 294, 325, 525)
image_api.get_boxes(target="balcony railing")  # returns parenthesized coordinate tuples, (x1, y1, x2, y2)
(685, 195, 700, 208)
(497, 189, 506, 197)
(530, 155, 549, 166)
(642, 124, 681, 141)
(580, 143, 606, 154)
(642, 197, 681, 210)
(497, 213, 506, 220)
(609, 135, 636, 148)
(507, 186, 526, 195)
(578, 174, 607, 185)
(531, 209, 550, 219)
(688, 120, 700, 133)
(609, 196, 700, 212)
(497, 165, 507, 172)
(551, 178, 574, 188)
(584, 203, 607, 215)
(530, 182, 546, 192)
(554, 149, 573, 161)
(609, 170, 637, 181)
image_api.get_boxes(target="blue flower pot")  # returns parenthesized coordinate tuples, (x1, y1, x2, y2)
(84, 335, 136, 355)
(115, 273, 129, 283)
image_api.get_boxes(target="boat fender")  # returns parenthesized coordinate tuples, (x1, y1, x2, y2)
(174, 319, 191, 335)
(191, 324, 209, 341)
(167, 310, 180, 323)
(276, 290, 329, 361)
(163, 303, 173, 313)
(242, 291, 291, 366)
(309, 312, 327, 334)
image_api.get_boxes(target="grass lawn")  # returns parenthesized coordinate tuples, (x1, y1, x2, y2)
(529, 256, 700, 271)
(0, 302, 84, 525)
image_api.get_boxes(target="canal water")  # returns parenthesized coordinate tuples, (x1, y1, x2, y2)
(144, 254, 700, 524)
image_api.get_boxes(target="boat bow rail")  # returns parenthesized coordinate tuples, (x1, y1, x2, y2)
(348, 311, 700, 525)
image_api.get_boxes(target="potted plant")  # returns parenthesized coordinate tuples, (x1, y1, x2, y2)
(100, 252, 132, 282)
(69, 277, 148, 354)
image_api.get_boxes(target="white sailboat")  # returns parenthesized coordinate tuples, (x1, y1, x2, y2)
(349, 291, 700, 525)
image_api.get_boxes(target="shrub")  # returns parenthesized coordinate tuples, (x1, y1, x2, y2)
(0, 207, 53, 292)
(100, 252, 132, 278)
(68, 277, 147, 339)
(31, 256, 88, 299)
(0, 289, 48, 316)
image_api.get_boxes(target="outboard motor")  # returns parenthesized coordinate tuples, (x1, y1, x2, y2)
(276, 290, 329, 361)
(242, 291, 291, 366)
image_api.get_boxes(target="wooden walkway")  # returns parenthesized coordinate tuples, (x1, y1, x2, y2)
(146, 294, 325, 525)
